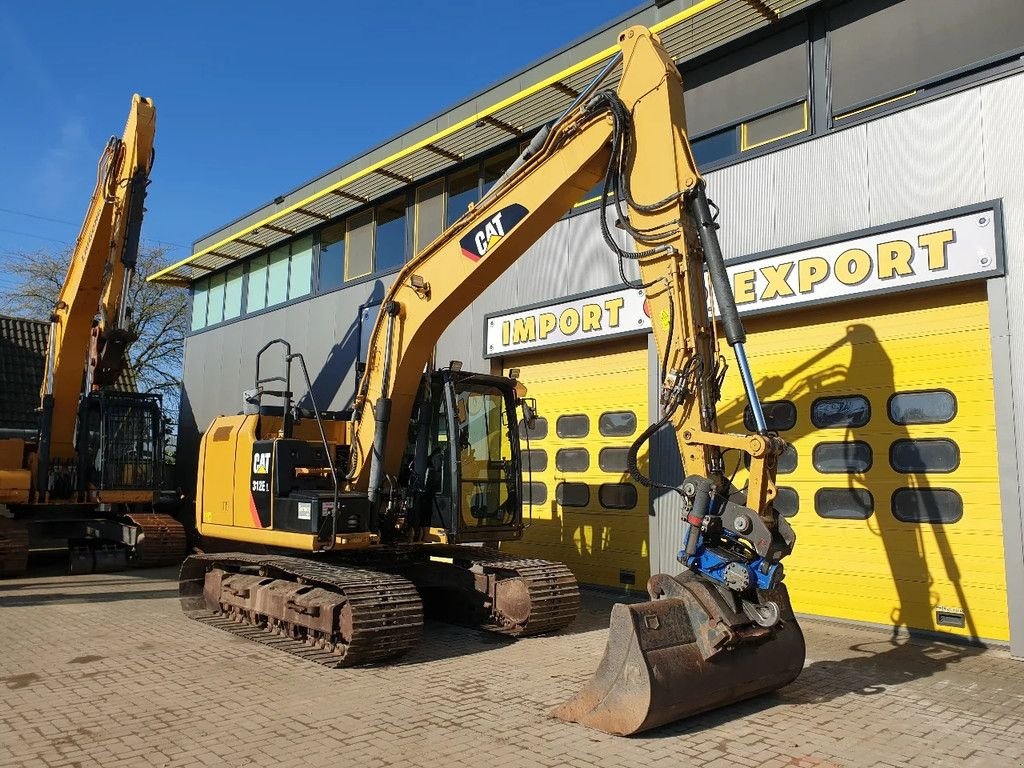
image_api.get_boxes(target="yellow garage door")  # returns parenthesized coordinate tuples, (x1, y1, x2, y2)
(720, 282, 1007, 641)
(501, 338, 650, 590)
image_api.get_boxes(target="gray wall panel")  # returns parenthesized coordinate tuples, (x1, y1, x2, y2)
(771, 125, 871, 245)
(980, 74, 1024, 656)
(866, 88, 986, 225)
(567, 206, 639, 291)
(514, 218, 570, 303)
(703, 152, 779, 258)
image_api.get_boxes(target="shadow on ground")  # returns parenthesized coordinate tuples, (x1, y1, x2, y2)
(639, 633, 984, 739)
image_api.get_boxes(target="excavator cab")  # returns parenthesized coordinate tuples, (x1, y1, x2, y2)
(75, 391, 165, 498)
(413, 368, 524, 544)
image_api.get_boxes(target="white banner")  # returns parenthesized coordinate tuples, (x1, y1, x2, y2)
(485, 206, 1001, 357)
(728, 208, 1000, 314)
(485, 286, 650, 357)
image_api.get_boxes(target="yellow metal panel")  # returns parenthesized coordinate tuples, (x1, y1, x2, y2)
(719, 283, 1008, 641)
(503, 338, 650, 591)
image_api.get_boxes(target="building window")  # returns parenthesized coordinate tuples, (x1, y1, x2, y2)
(374, 196, 407, 274)
(890, 439, 960, 474)
(482, 148, 518, 196)
(524, 482, 547, 507)
(599, 483, 637, 510)
(741, 102, 808, 150)
(682, 23, 808, 164)
(414, 179, 445, 256)
(811, 395, 870, 429)
(744, 400, 797, 432)
(288, 237, 313, 300)
(812, 441, 872, 473)
(190, 279, 208, 331)
(888, 390, 956, 425)
(345, 209, 374, 281)
(556, 414, 590, 438)
(522, 449, 548, 473)
(518, 416, 548, 441)
(815, 488, 873, 520)
(246, 253, 269, 313)
(599, 411, 636, 437)
(446, 166, 479, 226)
(224, 265, 244, 320)
(691, 128, 738, 166)
(556, 448, 590, 472)
(318, 222, 345, 292)
(828, 0, 1024, 119)
(206, 271, 226, 326)
(891, 488, 963, 524)
(266, 245, 289, 307)
(556, 482, 589, 508)
(775, 486, 799, 517)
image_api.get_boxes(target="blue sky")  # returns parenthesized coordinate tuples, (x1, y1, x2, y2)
(0, 1, 632, 288)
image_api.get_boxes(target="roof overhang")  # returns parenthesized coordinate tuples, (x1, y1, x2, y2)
(150, 0, 815, 286)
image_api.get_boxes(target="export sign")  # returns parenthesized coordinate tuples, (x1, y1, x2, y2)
(485, 204, 1002, 357)
(728, 206, 1001, 314)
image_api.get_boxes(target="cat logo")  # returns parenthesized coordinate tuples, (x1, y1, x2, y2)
(252, 451, 271, 474)
(460, 203, 529, 261)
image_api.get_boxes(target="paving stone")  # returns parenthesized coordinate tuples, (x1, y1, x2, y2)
(2, 565, 1024, 768)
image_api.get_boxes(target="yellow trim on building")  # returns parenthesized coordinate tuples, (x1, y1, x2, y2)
(150, 0, 741, 284)
(740, 100, 809, 151)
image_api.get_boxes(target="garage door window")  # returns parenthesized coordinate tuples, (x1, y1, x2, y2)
(522, 449, 548, 473)
(744, 400, 797, 432)
(599, 483, 637, 510)
(557, 414, 590, 438)
(556, 448, 590, 472)
(599, 411, 637, 437)
(518, 416, 548, 441)
(775, 486, 799, 517)
(811, 395, 870, 428)
(812, 441, 872, 473)
(890, 439, 960, 473)
(523, 482, 547, 507)
(599, 447, 630, 473)
(815, 488, 874, 519)
(888, 390, 957, 425)
(556, 482, 589, 507)
(892, 488, 963, 524)
(745, 443, 798, 474)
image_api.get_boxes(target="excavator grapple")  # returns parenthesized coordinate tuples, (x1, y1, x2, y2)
(553, 573, 805, 735)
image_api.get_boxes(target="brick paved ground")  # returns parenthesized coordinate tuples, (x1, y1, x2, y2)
(1, 563, 1023, 768)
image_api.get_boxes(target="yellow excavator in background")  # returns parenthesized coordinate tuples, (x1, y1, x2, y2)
(180, 26, 803, 735)
(0, 95, 185, 576)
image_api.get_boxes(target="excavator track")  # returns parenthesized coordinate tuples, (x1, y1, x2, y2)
(0, 518, 29, 578)
(461, 548, 580, 636)
(126, 512, 187, 567)
(344, 545, 580, 637)
(179, 553, 423, 666)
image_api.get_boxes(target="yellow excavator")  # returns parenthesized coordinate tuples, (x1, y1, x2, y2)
(180, 26, 803, 735)
(0, 95, 185, 576)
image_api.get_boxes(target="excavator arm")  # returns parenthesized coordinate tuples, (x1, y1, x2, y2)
(346, 26, 804, 735)
(36, 95, 156, 499)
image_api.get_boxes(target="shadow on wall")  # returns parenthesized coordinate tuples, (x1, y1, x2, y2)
(299, 280, 386, 412)
(712, 317, 980, 642)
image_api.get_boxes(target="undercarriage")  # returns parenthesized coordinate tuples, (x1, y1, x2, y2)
(180, 545, 580, 665)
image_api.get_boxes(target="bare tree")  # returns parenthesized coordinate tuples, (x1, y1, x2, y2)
(0, 244, 188, 409)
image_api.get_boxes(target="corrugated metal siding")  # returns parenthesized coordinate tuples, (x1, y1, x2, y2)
(867, 88, 987, 225)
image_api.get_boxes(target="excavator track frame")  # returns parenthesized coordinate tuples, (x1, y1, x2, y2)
(0, 517, 29, 577)
(180, 553, 423, 666)
(337, 544, 580, 637)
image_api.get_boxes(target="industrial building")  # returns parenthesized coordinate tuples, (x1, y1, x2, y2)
(151, 0, 1024, 656)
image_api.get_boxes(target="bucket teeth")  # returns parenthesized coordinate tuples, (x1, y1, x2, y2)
(552, 580, 805, 736)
